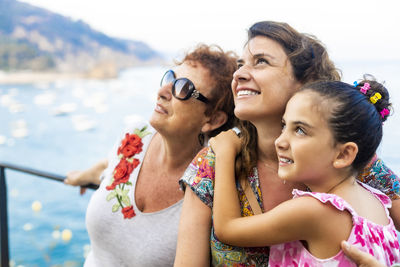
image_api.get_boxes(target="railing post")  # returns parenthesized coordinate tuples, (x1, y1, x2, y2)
(0, 166, 9, 267)
(0, 161, 98, 267)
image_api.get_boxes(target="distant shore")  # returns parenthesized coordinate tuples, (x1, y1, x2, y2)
(0, 61, 168, 85)
(0, 71, 88, 85)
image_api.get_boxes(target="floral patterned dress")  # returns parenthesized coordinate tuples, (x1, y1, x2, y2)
(180, 147, 400, 267)
(269, 183, 400, 267)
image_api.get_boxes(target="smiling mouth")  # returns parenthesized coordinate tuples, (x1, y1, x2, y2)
(237, 90, 260, 97)
(279, 158, 294, 164)
(155, 104, 167, 114)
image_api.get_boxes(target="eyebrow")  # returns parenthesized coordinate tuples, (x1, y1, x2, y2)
(253, 53, 275, 60)
(293, 121, 314, 129)
(237, 52, 276, 64)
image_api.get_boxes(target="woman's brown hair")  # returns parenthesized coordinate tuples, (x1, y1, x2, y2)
(236, 21, 341, 183)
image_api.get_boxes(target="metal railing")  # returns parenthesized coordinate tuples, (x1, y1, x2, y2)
(0, 162, 98, 267)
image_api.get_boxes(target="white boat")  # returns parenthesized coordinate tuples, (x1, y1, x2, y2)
(52, 103, 77, 116)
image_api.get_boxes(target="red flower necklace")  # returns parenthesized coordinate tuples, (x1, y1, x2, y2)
(105, 126, 151, 219)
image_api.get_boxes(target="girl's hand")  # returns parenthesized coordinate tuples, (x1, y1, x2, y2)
(209, 128, 242, 157)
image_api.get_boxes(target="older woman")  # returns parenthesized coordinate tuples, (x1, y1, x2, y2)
(64, 44, 237, 266)
(175, 21, 400, 266)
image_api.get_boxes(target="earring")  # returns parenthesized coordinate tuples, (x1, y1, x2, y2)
(334, 161, 339, 167)
(198, 132, 205, 146)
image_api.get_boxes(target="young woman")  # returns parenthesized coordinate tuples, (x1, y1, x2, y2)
(211, 79, 399, 266)
(175, 21, 400, 266)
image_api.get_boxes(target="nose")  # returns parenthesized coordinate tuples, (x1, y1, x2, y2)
(157, 81, 173, 101)
(275, 131, 289, 151)
(232, 65, 251, 84)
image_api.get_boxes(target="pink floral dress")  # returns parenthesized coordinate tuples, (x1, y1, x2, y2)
(269, 183, 400, 267)
(180, 147, 400, 266)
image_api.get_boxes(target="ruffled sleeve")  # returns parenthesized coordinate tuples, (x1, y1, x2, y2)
(292, 189, 350, 212)
(360, 182, 392, 209)
(179, 147, 216, 209)
(357, 155, 400, 200)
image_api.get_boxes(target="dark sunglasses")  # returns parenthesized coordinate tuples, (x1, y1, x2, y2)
(160, 70, 209, 104)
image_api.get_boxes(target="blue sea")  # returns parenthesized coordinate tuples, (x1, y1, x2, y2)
(0, 62, 400, 266)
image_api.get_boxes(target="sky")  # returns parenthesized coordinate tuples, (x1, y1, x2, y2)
(19, 0, 400, 62)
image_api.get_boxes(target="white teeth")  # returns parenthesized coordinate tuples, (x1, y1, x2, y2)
(237, 90, 259, 96)
(280, 158, 293, 164)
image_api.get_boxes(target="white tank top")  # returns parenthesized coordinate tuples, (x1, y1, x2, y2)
(84, 123, 183, 267)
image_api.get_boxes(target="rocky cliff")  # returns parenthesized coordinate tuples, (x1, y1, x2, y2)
(0, 0, 162, 78)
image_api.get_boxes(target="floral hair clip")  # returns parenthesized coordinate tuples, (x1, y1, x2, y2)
(370, 92, 382, 104)
(360, 83, 371, 94)
(380, 108, 390, 119)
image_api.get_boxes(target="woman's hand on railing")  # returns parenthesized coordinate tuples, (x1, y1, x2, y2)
(64, 159, 108, 194)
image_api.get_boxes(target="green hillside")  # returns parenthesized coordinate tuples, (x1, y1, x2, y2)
(0, 0, 161, 72)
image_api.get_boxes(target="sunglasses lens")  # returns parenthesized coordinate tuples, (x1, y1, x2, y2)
(161, 70, 175, 87)
(173, 79, 192, 100)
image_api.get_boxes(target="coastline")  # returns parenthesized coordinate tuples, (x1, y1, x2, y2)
(0, 71, 87, 85)
(0, 60, 167, 85)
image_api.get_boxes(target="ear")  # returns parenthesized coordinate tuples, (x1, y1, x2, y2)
(333, 142, 358, 169)
(201, 111, 228, 133)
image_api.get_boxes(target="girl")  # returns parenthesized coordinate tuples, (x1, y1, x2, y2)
(211, 79, 400, 266)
